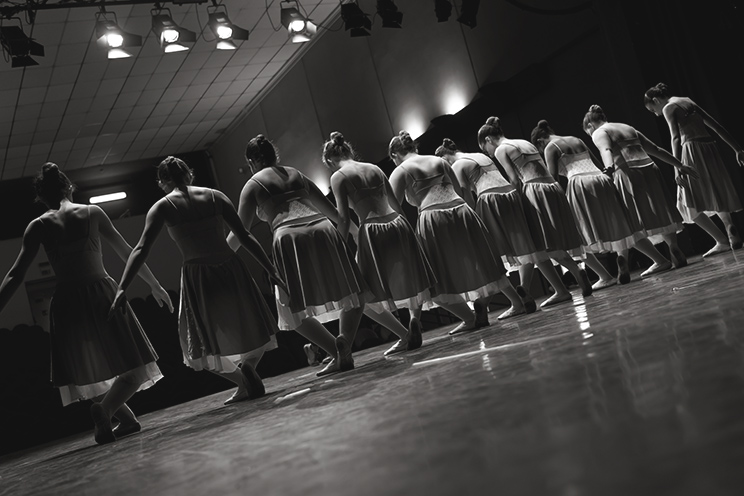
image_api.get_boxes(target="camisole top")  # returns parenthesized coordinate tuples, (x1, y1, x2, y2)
(42, 206, 107, 284)
(335, 166, 395, 224)
(598, 124, 654, 169)
(251, 168, 324, 230)
(498, 139, 553, 183)
(165, 189, 233, 262)
(400, 160, 464, 211)
(462, 153, 513, 194)
(664, 97, 711, 143)
(549, 139, 602, 179)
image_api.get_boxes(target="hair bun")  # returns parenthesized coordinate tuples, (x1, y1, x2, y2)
(442, 138, 457, 150)
(398, 130, 412, 144)
(42, 162, 59, 176)
(588, 104, 603, 113)
(330, 132, 345, 146)
(256, 134, 266, 143)
(485, 116, 500, 127)
(537, 119, 550, 129)
(655, 82, 669, 92)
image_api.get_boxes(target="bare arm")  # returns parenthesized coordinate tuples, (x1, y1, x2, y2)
(697, 105, 744, 166)
(383, 176, 404, 215)
(494, 147, 522, 189)
(389, 167, 409, 206)
(228, 180, 258, 252)
(442, 160, 468, 202)
(305, 174, 359, 239)
(587, 148, 606, 171)
(0, 220, 43, 312)
(662, 104, 683, 160)
(591, 129, 617, 174)
(543, 143, 561, 180)
(451, 160, 476, 209)
(330, 172, 352, 242)
(637, 130, 699, 178)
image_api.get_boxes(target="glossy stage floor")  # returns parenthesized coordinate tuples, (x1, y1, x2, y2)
(3, 251, 744, 496)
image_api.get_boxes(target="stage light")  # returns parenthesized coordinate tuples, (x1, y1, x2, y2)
(280, 1, 317, 43)
(0, 23, 44, 68)
(457, 0, 480, 28)
(151, 9, 196, 53)
(207, 6, 249, 50)
(341, 1, 372, 37)
(95, 11, 142, 60)
(376, 0, 402, 28)
(90, 192, 127, 204)
(434, 0, 452, 22)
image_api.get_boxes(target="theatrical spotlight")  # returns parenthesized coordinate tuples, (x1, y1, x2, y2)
(0, 23, 44, 68)
(341, 1, 372, 37)
(95, 11, 142, 59)
(151, 9, 196, 53)
(377, 0, 402, 28)
(207, 4, 249, 50)
(457, 0, 480, 28)
(280, 1, 317, 43)
(434, 0, 452, 22)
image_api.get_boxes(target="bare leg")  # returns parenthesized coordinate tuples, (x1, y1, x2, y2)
(662, 232, 687, 268)
(518, 262, 535, 289)
(295, 317, 337, 357)
(91, 368, 146, 444)
(693, 214, 729, 257)
(496, 281, 527, 320)
(473, 295, 492, 327)
(441, 299, 477, 335)
(584, 253, 616, 290)
(552, 251, 592, 297)
(364, 308, 410, 356)
(718, 212, 742, 249)
(630, 239, 672, 277)
(317, 306, 364, 376)
(535, 260, 572, 307)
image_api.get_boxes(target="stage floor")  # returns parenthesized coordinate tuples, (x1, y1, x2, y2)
(3, 252, 744, 496)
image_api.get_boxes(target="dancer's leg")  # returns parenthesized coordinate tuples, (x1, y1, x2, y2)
(662, 232, 687, 268)
(317, 306, 364, 376)
(718, 212, 742, 249)
(552, 251, 592, 296)
(364, 308, 411, 356)
(693, 213, 729, 257)
(518, 262, 535, 290)
(495, 281, 527, 320)
(91, 367, 146, 444)
(584, 253, 616, 289)
(632, 239, 672, 277)
(535, 260, 572, 307)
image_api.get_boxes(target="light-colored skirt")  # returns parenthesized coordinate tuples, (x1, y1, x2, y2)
(273, 217, 369, 330)
(521, 181, 585, 257)
(357, 212, 435, 313)
(476, 187, 549, 266)
(50, 276, 162, 406)
(179, 253, 278, 372)
(677, 138, 743, 222)
(417, 201, 510, 307)
(566, 172, 644, 253)
(613, 164, 683, 243)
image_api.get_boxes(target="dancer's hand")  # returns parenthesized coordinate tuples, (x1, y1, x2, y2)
(269, 268, 289, 296)
(602, 165, 615, 178)
(674, 170, 686, 187)
(108, 288, 127, 320)
(736, 149, 744, 167)
(151, 285, 174, 313)
(678, 165, 699, 180)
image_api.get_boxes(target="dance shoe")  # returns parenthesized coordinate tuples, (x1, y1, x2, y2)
(407, 318, 423, 351)
(497, 306, 524, 320)
(112, 421, 141, 438)
(578, 269, 593, 297)
(540, 292, 572, 308)
(516, 285, 537, 314)
(670, 247, 687, 269)
(640, 260, 672, 278)
(384, 340, 408, 356)
(616, 256, 631, 285)
(474, 301, 490, 328)
(90, 403, 115, 445)
(317, 336, 354, 377)
(592, 279, 616, 291)
(304, 343, 321, 366)
(241, 362, 266, 400)
(703, 242, 730, 258)
(448, 320, 477, 335)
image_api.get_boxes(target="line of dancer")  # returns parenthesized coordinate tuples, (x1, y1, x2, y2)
(1, 83, 742, 446)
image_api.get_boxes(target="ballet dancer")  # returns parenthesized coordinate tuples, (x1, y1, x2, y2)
(232, 135, 367, 376)
(0, 163, 172, 444)
(323, 132, 435, 355)
(477, 117, 593, 305)
(583, 105, 699, 273)
(530, 119, 671, 286)
(388, 131, 531, 335)
(644, 82, 743, 253)
(111, 157, 283, 405)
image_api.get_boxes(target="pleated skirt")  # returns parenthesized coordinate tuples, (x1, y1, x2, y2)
(273, 217, 369, 330)
(357, 213, 436, 313)
(566, 173, 644, 253)
(50, 276, 162, 406)
(613, 164, 683, 242)
(417, 202, 509, 307)
(179, 253, 278, 372)
(677, 138, 743, 222)
(476, 188, 549, 266)
(521, 181, 585, 256)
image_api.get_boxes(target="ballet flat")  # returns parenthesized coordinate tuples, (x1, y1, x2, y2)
(516, 286, 537, 314)
(112, 421, 141, 438)
(90, 403, 115, 445)
(407, 317, 423, 351)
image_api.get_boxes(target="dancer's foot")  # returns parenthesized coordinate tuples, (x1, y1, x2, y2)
(592, 278, 616, 291)
(578, 269, 593, 297)
(728, 226, 742, 250)
(474, 301, 489, 328)
(407, 317, 423, 351)
(224, 389, 249, 405)
(383, 339, 408, 356)
(448, 319, 477, 336)
(304, 343, 321, 366)
(703, 242, 730, 258)
(113, 421, 141, 438)
(670, 246, 687, 269)
(540, 292, 572, 308)
(497, 305, 524, 320)
(241, 362, 266, 400)
(640, 260, 672, 278)
(616, 255, 631, 285)
(90, 403, 115, 445)
(516, 285, 536, 314)
(316, 358, 340, 377)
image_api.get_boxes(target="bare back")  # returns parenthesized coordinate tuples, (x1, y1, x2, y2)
(333, 161, 396, 223)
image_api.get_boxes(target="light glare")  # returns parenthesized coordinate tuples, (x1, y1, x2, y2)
(107, 48, 131, 59)
(216, 25, 233, 39)
(289, 19, 306, 32)
(90, 192, 127, 204)
(161, 28, 179, 43)
(106, 33, 124, 48)
(164, 43, 189, 53)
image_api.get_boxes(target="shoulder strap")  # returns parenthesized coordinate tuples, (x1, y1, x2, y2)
(548, 139, 565, 155)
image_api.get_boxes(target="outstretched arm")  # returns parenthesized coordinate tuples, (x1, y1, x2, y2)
(0, 220, 43, 312)
(697, 105, 744, 166)
(637, 130, 699, 179)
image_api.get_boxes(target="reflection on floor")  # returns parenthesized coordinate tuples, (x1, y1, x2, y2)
(3, 251, 744, 496)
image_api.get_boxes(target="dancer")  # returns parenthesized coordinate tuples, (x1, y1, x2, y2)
(0, 163, 172, 445)
(388, 131, 531, 335)
(583, 105, 699, 273)
(644, 82, 743, 253)
(232, 135, 367, 376)
(477, 117, 593, 305)
(530, 120, 669, 286)
(111, 156, 282, 405)
(323, 132, 435, 355)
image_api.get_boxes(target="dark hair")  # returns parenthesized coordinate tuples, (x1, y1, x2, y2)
(582, 105, 607, 130)
(644, 82, 671, 105)
(434, 138, 459, 157)
(477, 116, 503, 148)
(157, 156, 194, 185)
(33, 162, 74, 205)
(245, 134, 278, 169)
(322, 132, 356, 167)
(530, 119, 554, 146)
(388, 130, 417, 159)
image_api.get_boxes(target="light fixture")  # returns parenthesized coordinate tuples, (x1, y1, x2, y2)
(95, 10, 142, 59)
(457, 0, 480, 28)
(341, 1, 372, 37)
(434, 0, 452, 22)
(280, 1, 317, 43)
(207, 3, 249, 50)
(90, 192, 127, 204)
(0, 22, 44, 68)
(376, 0, 402, 28)
(151, 8, 196, 53)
